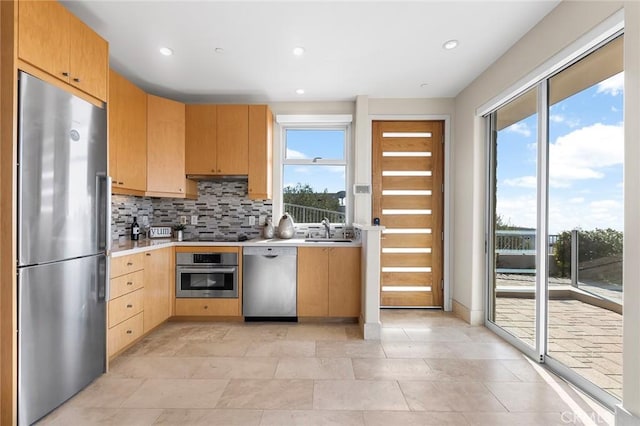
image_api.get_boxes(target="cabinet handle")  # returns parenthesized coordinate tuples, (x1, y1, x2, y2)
(62, 72, 69, 77)
(179, 188, 183, 192)
(126, 304, 133, 308)
(203, 305, 208, 309)
(73, 77, 81, 83)
(127, 262, 133, 266)
(211, 169, 215, 172)
(119, 181, 124, 185)
(217, 169, 221, 173)
(146, 253, 151, 257)
(126, 281, 133, 286)
(126, 330, 132, 334)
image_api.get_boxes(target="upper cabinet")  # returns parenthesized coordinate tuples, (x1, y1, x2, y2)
(185, 105, 248, 176)
(18, 0, 108, 101)
(217, 105, 249, 175)
(147, 94, 186, 197)
(248, 105, 273, 200)
(186, 104, 273, 199)
(109, 69, 147, 195)
(185, 104, 217, 175)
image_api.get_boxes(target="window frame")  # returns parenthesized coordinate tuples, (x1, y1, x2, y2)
(279, 120, 352, 225)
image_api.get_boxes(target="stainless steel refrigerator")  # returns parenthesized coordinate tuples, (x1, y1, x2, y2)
(17, 71, 109, 425)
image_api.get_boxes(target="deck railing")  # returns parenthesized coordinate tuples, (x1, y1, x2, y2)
(283, 203, 345, 224)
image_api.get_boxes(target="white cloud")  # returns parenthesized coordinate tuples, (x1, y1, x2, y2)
(568, 197, 584, 204)
(596, 72, 624, 96)
(549, 123, 623, 185)
(496, 195, 537, 230)
(549, 114, 580, 128)
(505, 122, 531, 137)
(286, 148, 307, 159)
(503, 176, 536, 188)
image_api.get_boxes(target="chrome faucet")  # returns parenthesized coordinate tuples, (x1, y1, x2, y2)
(321, 217, 331, 239)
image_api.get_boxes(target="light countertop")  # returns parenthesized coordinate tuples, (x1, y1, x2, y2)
(111, 237, 361, 257)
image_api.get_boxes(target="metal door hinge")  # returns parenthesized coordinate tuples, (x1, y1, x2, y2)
(441, 279, 444, 290)
(441, 231, 444, 241)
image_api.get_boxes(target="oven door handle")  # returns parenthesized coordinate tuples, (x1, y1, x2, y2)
(177, 267, 237, 274)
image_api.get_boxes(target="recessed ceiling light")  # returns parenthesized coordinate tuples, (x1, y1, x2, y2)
(442, 40, 459, 50)
(214, 47, 225, 54)
(420, 83, 429, 88)
(295, 89, 305, 95)
(292, 47, 305, 56)
(159, 47, 173, 56)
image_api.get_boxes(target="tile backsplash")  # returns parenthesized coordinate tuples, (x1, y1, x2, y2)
(111, 179, 272, 240)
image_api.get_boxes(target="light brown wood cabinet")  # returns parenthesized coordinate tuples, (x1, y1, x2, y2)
(109, 69, 147, 195)
(143, 248, 172, 332)
(248, 105, 273, 200)
(147, 94, 186, 197)
(18, 0, 108, 101)
(108, 254, 145, 358)
(185, 104, 249, 176)
(297, 246, 361, 317)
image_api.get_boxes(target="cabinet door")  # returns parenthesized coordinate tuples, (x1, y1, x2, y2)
(18, 0, 70, 83)
(217, 105, 249, 175)
(185, 104, 217, 175)
(68, 13, 108, 101)
(297, 247, 329, 316)
(248, 105, 273, 199)
(147, 95, 186, 195)
(109, 70, 147, 192)
(328, 247, 361, 317)
(143, 248, 171, 332)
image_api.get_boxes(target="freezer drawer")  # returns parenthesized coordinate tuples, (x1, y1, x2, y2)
(18, 255, 106, 425)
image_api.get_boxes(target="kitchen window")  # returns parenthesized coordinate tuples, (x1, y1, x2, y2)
(278, 116, 351, 224)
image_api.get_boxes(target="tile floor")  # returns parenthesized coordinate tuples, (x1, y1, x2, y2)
(39, 310, 614, 425)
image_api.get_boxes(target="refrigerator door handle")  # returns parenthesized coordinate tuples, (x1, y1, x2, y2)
(96, 174, 112, 254)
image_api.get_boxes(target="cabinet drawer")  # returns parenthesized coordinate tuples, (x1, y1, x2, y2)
(109, 288, 144, 327)
(175, 298, 239, 317)
(108, 312, 143, 357)
(110, 270, 144, 299)
(111, 253, 144, 278)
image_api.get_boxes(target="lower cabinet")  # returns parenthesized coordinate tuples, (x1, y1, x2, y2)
(297, 246, 361, 318)
(175, 298, 240, 316)
(108, 254, 145, 358)
(143, 247, 172, 332)
(108, 247, 173, 359)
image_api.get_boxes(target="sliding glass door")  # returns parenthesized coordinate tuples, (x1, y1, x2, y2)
(487, 34, 623, 407)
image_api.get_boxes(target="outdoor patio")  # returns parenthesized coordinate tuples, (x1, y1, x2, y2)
(494, 274, 622, 400)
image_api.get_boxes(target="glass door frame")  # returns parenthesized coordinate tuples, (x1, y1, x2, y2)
(484, 37, 623, 408)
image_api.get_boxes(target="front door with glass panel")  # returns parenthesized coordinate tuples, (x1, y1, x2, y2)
(372, 120, 444, 307)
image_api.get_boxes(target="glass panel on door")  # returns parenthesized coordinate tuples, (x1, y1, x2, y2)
(546, 35, 624, 400)
(489, 86, 538, 349)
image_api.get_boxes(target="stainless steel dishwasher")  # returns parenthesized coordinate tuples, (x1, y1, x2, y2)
(243, 246, 297, 321)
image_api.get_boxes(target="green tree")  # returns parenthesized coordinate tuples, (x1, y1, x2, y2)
(283, 183, 340, 211)
(553, 228, 623, 277)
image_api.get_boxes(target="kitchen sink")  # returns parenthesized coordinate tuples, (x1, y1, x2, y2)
(304, 238, 353, 243)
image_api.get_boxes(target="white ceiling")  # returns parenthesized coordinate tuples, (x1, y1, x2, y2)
(62, 1, 560, 104)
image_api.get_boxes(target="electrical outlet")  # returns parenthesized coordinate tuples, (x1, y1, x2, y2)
(259, 215, 267, 226)
(179, 216, 187, 225)
(191, 215, 198, 225)
(248, 216, 256, 226)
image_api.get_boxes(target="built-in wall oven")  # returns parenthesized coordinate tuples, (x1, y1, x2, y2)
(176, 252, 238, 298)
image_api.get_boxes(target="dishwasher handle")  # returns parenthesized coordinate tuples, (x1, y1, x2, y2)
(243, 246, 297, 257)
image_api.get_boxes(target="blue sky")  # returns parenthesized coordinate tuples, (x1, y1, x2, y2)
(283, 129, 346, 194)
(496, 72, 624, 234)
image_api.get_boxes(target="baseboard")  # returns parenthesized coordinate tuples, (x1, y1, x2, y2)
(616, 406, 640, 425)
(359, 315, 381, 340)
(452, 299, 484, 325)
